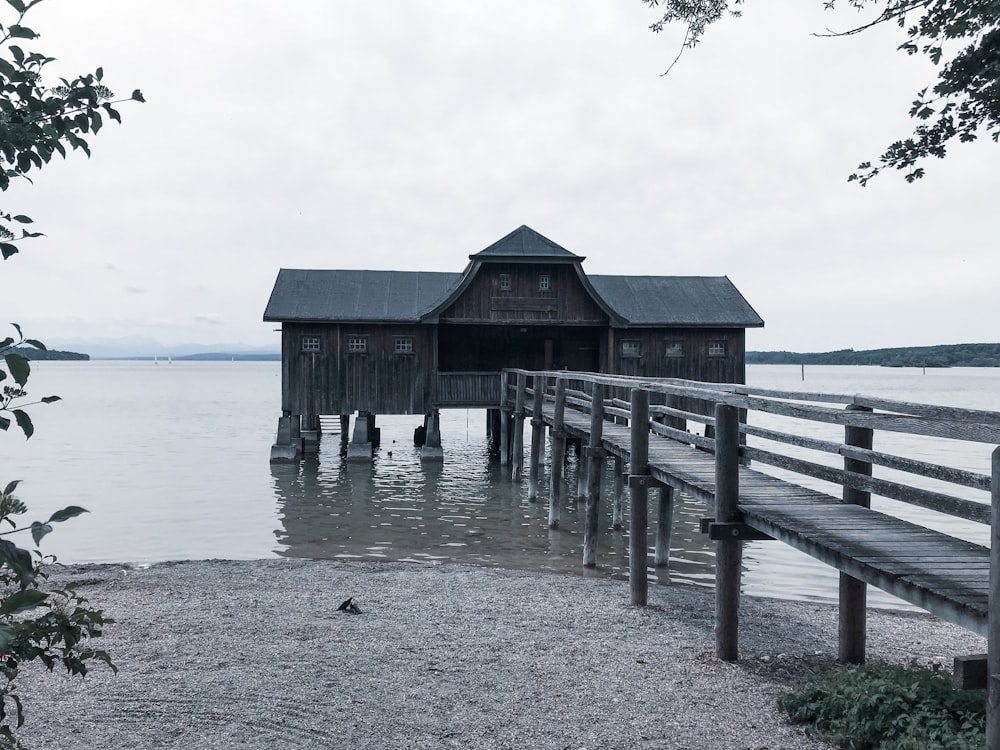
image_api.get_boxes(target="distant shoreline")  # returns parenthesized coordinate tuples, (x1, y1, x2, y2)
(747, 342, 1000, 368)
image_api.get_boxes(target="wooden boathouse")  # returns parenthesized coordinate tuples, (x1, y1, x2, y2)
(262, 225, 763, 461)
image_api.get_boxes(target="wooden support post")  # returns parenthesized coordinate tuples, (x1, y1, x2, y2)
(528, 378, 544, 501)
(629, 388, 650, 606)
(840, 404, 873, 664)
(612, 456, 624, 530)
(420, 409, 443, 461)
(512, 373, 526, 481)
(499, 408, 511, 467)
(548, 379, 567, 529)
(583, 383, 605, 568)
(988, 446, 1000, 749)
(655, 485, 674, 568)
(714, 402, 741, 661)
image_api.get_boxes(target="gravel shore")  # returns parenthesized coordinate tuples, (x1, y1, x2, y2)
(12, 559, 988, 749)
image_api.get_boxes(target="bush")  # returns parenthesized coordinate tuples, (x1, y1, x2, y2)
(777, 663, 985, 749)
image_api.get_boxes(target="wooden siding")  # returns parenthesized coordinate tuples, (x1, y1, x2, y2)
(438, 264, 608, 325)
(282, 323, 433, 416)
(434, 372, 502, 407)
(611, 328, 746, 383)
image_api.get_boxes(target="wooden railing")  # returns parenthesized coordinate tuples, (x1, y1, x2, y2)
(499, 368, 1000, 746)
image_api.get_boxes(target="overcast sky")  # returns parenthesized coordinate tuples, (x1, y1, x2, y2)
(3, 1, 996, 354)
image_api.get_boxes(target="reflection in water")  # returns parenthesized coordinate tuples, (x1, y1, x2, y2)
(271, 411, 716, 586)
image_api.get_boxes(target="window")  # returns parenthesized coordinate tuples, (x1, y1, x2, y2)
(348, 336, 368, 353)
(538, 274, 550, 291)
(664, 341, 683, 358)
(498, 273, 512, 291)
(708, 341, 726, 357)
(621, 340, 641, 358)
(394, 337, 414, 354)
(301, 336, 320, 352)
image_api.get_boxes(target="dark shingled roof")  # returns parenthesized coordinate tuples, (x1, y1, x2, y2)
(471, 225, 582, 261)
(263, 269, 461, 322)
(589, 275, 764, 328)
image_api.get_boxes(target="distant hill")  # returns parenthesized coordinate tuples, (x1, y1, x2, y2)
(747, 343, 1000, 368)
(10, 347, 89, 361)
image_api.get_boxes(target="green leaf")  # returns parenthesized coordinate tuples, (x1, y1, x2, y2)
(5, 1, 26, 14)
(0, 540, 34, 586)
(0, 337, 12, 348)
(0, 624, 15, 653)
(12, 410, 32, 439)
(131, 89, 145, 103)
(29, 521, 51, 545)
(4, 353, 29, 386)
(11, 215, 31, 224)
(23, 338, 45, 350)
(2, 481, 19, 496)
(46, 506, 88, 524)
(40, 395, 60, 403)
(7, 24, 36, 39)
(0, 416, 9, 432)
(0, 243, 18, 260)
(0, 588, 46, 615)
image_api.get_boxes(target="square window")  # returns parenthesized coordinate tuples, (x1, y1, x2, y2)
(621, 340, 641, 358)
(348, 337, 368, 353)
(664, 341, 683, 358)
(708, 342, 726, 357)
(498, 273, 511, 291)
(301, 336, 320, 352)
(394, 337, 414, 354)
(538, 274, 550, 291)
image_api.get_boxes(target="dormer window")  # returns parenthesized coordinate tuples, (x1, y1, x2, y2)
(498, 273, 512, 291)
(538, 274, 550, 291)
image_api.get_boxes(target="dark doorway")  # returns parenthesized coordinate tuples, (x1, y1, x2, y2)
(438, 325, 601, 372)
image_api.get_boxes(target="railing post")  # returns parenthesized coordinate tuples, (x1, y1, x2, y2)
(528, 377, 544, 501)
(583, 383, 605, 568)
(840, 404, 873, 664)
(629, 388, 650, 606)
(548, 379, 567, 529)
(989, 446, 1000, 749)
(512, 373, 526, 481)
(714, 402, 741, 661)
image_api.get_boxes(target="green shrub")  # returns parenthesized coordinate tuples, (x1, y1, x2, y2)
(777, 663, 985, 749)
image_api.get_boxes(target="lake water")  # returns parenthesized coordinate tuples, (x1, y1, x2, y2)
(5, 361, 999, 609)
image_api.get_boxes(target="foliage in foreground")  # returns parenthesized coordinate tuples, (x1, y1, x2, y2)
(641, 0, 1000, 184)
(777, 663, 985, 750)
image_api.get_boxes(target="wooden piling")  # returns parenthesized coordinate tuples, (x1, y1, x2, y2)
(654, 485, 674, 568)
(499, 408, 511, 466)
(612, 456, 624, 530)
(528, 378, 544, 501)
(583, 383, 605, 568)
(548, 379, 567, 529)
(988, 446, 1000, 749)
(840, 404, 873, 664)
(629, 388, 650, 606)
(512, 373, 526, 481)
(714, 402, 741, 661)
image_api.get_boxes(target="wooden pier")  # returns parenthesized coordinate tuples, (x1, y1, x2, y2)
(500, 368, 1000, 746)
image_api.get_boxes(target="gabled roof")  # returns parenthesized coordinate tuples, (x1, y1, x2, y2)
(589, 275, 764, 328)
(471, 225, 583, 262)
(263, 269, 461, 322)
